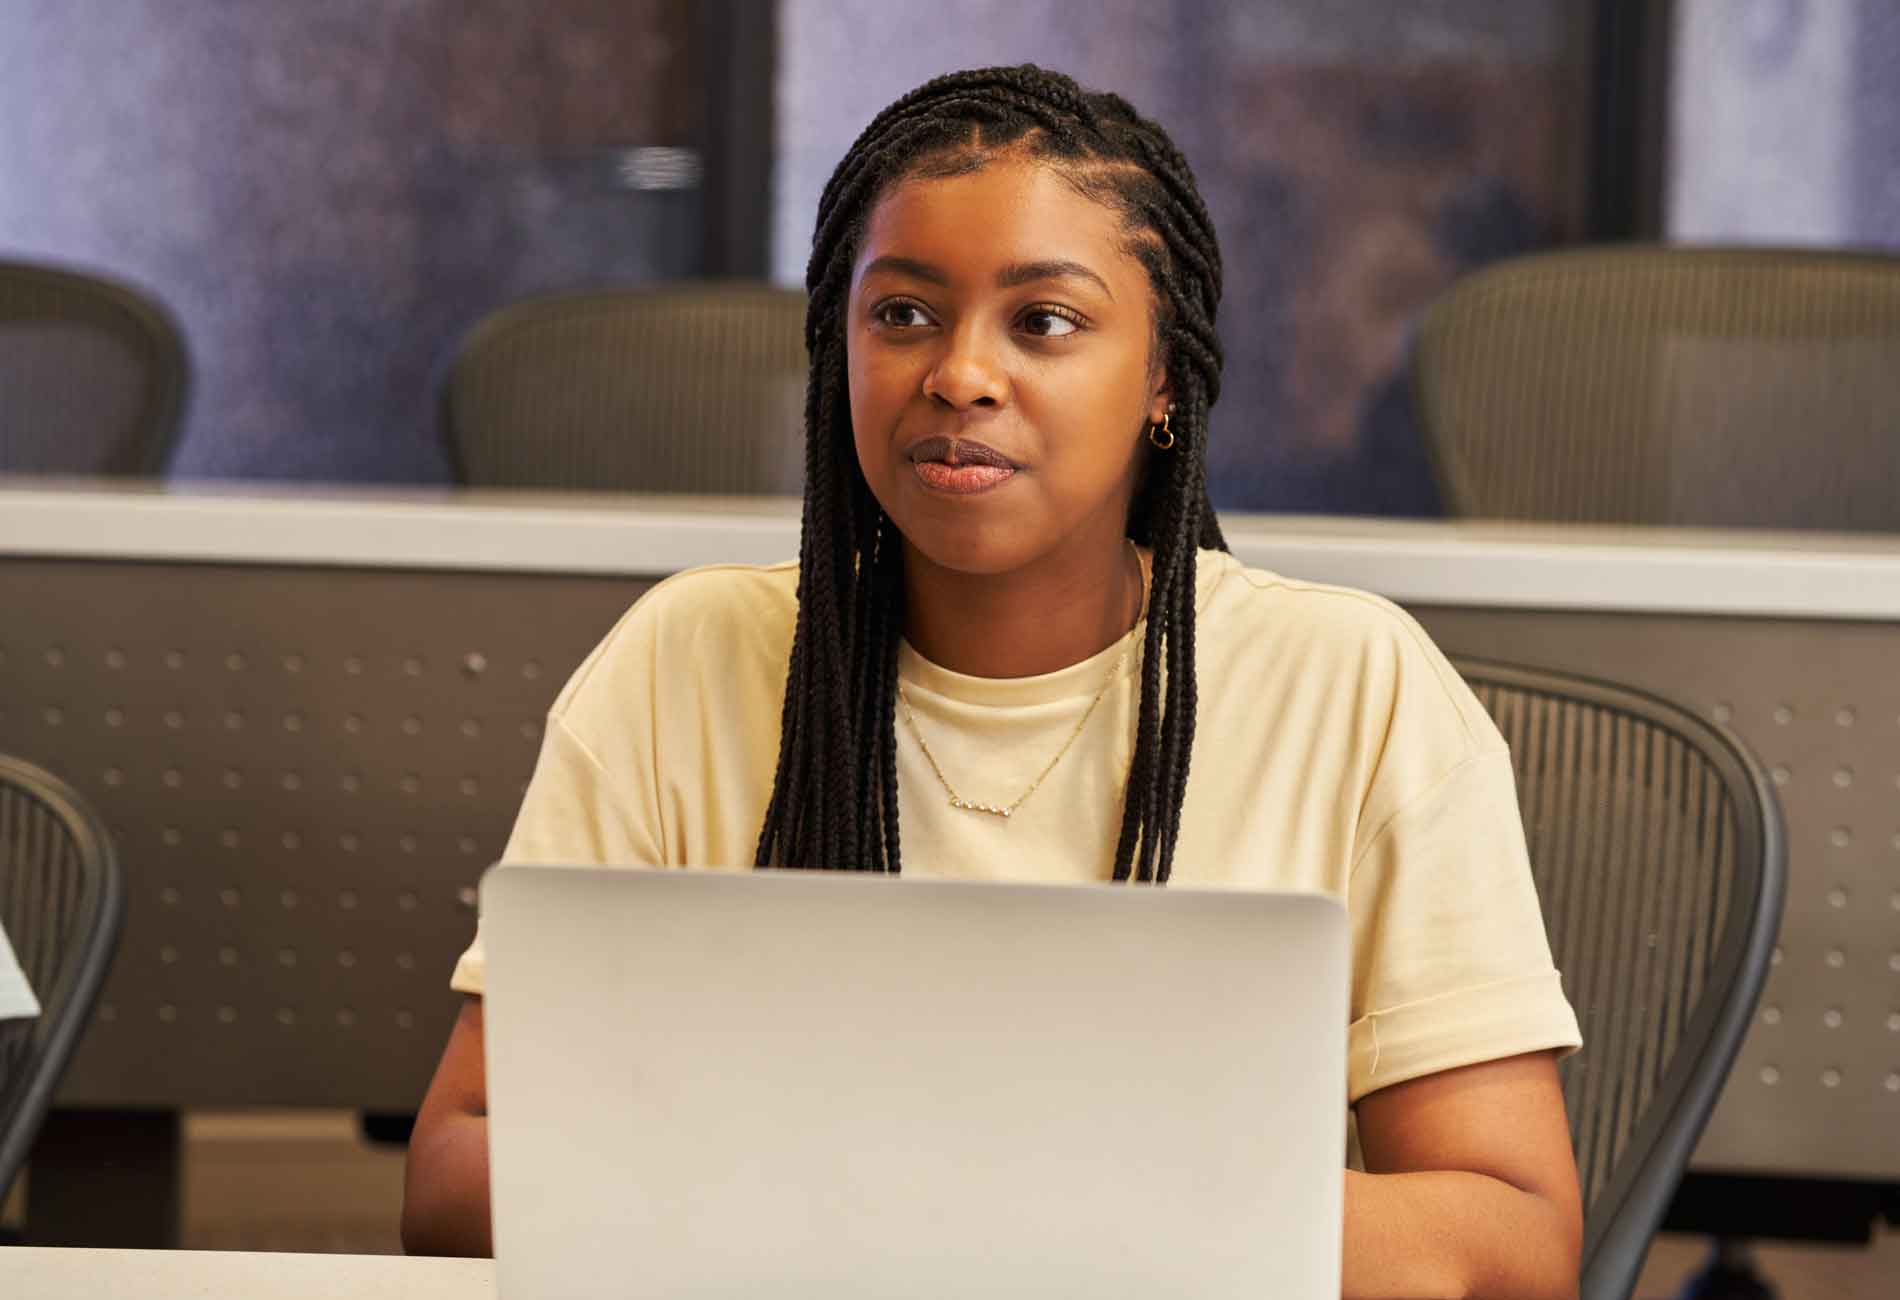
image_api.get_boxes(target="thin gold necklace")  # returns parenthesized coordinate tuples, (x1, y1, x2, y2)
(897, 540, 1146, 820)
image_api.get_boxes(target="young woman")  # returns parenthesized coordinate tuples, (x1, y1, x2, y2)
(404, 65, 1584, 1298)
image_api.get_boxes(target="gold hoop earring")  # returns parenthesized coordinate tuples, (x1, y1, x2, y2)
(1148, 411, 1175, 451)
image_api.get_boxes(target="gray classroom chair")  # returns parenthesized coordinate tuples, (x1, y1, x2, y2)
(1454, 659, 1786, 1300)
(0, 259, 188, 477)
(0, 753, 126, 1201)
(1413, 247, 1900, 531)
(442, 281, 808, 495)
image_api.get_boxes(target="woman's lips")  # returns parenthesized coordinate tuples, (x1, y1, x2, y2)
(907, 435, 1021, 495)
(914, 460, 1015, 493)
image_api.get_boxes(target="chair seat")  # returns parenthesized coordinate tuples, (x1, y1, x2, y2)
(0, 260, 187, 477)
(1414, 247, 1900, 531)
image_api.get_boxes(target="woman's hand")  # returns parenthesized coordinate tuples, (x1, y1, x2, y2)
(1344, 1051, 1582, 1300)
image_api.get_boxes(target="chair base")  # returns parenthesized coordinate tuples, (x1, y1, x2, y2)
(1673, 1241, 1777, 1300)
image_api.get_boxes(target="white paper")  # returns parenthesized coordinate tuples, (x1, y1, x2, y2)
(0, 918, 40, 1021)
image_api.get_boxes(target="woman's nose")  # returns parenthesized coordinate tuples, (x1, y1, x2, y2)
(922, 326, 1008, 409)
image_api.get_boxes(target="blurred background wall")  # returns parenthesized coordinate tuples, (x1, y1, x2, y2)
(0, 1, 699, 482)
(1670, 0, 1900, 246)
(1, 0, 1896, 505)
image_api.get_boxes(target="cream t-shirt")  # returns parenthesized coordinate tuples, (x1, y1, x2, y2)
(453, 548, 1581, 1103)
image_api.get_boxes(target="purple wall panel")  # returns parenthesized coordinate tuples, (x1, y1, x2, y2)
(0, 1, 695, 482)
(1670, 0, 1900, 249)
(1846, 3, 1900, 245)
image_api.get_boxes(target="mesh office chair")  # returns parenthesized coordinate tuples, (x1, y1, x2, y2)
(1413, 247, 1900, 531)
(0, 259, 189, 476)
(1454, 660, 1786, 1300)
(0, 754, 126, 1200)
(443, 282, 808, 494)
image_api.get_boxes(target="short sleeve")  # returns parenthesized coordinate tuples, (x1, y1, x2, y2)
(445, 563, 797, 997)
(450, 667, 666, 996)
(1346, 746, 1581, 1103)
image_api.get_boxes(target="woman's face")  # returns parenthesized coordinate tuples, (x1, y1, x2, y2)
(846, 157, 1170, 578)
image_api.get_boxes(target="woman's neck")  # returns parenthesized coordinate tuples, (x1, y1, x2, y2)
(901, 535, 1145, 679)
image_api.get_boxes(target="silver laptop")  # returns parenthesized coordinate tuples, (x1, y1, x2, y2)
(482, 865, 1348, 1299)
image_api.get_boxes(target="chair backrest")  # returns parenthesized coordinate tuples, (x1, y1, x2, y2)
(443, 281, 808, 494)
(1413, 247, 1900, 530)
(1453, 659, 1785, 1300)
(0, 753, 126, 1198)
(0, 259, 189, 477)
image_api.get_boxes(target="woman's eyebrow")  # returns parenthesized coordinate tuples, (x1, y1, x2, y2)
(860, 255, 948, 285)
(859, 255, 1114, 301)
(997, 259, 1113, 300)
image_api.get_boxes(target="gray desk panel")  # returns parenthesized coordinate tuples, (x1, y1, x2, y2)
(0, 558, 647, 1109)
(1413, 606, 1900, 1180)
(3, 531, 1896, 1183)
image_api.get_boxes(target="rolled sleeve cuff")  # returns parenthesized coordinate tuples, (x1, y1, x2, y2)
(1348, 969, 1582, 1104)
(449, 938, 485, 997)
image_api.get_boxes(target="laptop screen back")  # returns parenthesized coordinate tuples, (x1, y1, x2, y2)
(482, 866, 1347, 1299)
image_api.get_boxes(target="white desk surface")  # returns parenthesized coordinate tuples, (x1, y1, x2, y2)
(1, 1247, 493, 1298)
(4, 477, 1900, 620)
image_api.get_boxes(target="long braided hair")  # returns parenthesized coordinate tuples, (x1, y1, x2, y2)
(754, 64, 1227, 884)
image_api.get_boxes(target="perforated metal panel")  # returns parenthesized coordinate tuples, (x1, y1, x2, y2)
(0, 559, 646, 1109)
(1416, 606, 1900, 1180)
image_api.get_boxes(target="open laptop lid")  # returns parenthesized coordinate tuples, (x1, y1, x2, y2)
(482, 865, 1347, 1299)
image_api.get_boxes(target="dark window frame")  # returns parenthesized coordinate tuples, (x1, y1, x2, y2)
(695, 0, 778, 278)
(1588, 0, 1676, 240)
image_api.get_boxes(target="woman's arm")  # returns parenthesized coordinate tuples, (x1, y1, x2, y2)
(401, 996, 493, 1256)
(1345, 1050, 1582, 1300)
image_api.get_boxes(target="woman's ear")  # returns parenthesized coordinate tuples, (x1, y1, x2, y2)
(1146, 367, 1173, 427)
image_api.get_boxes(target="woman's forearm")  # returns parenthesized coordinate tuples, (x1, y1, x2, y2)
(1341, 1167, 1580, 1300)
(401, 1111, 493, 1257)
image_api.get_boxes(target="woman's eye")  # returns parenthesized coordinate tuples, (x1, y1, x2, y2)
(875, 300, 931, 328)
(1020, 308, 1081, 338)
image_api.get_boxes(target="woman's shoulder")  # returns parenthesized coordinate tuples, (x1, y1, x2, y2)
(1200, 548, 1431, 648)
(1196, 549, 1495, 745)
(549, 560, 800, 718)
(634, 559, 801, 623)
